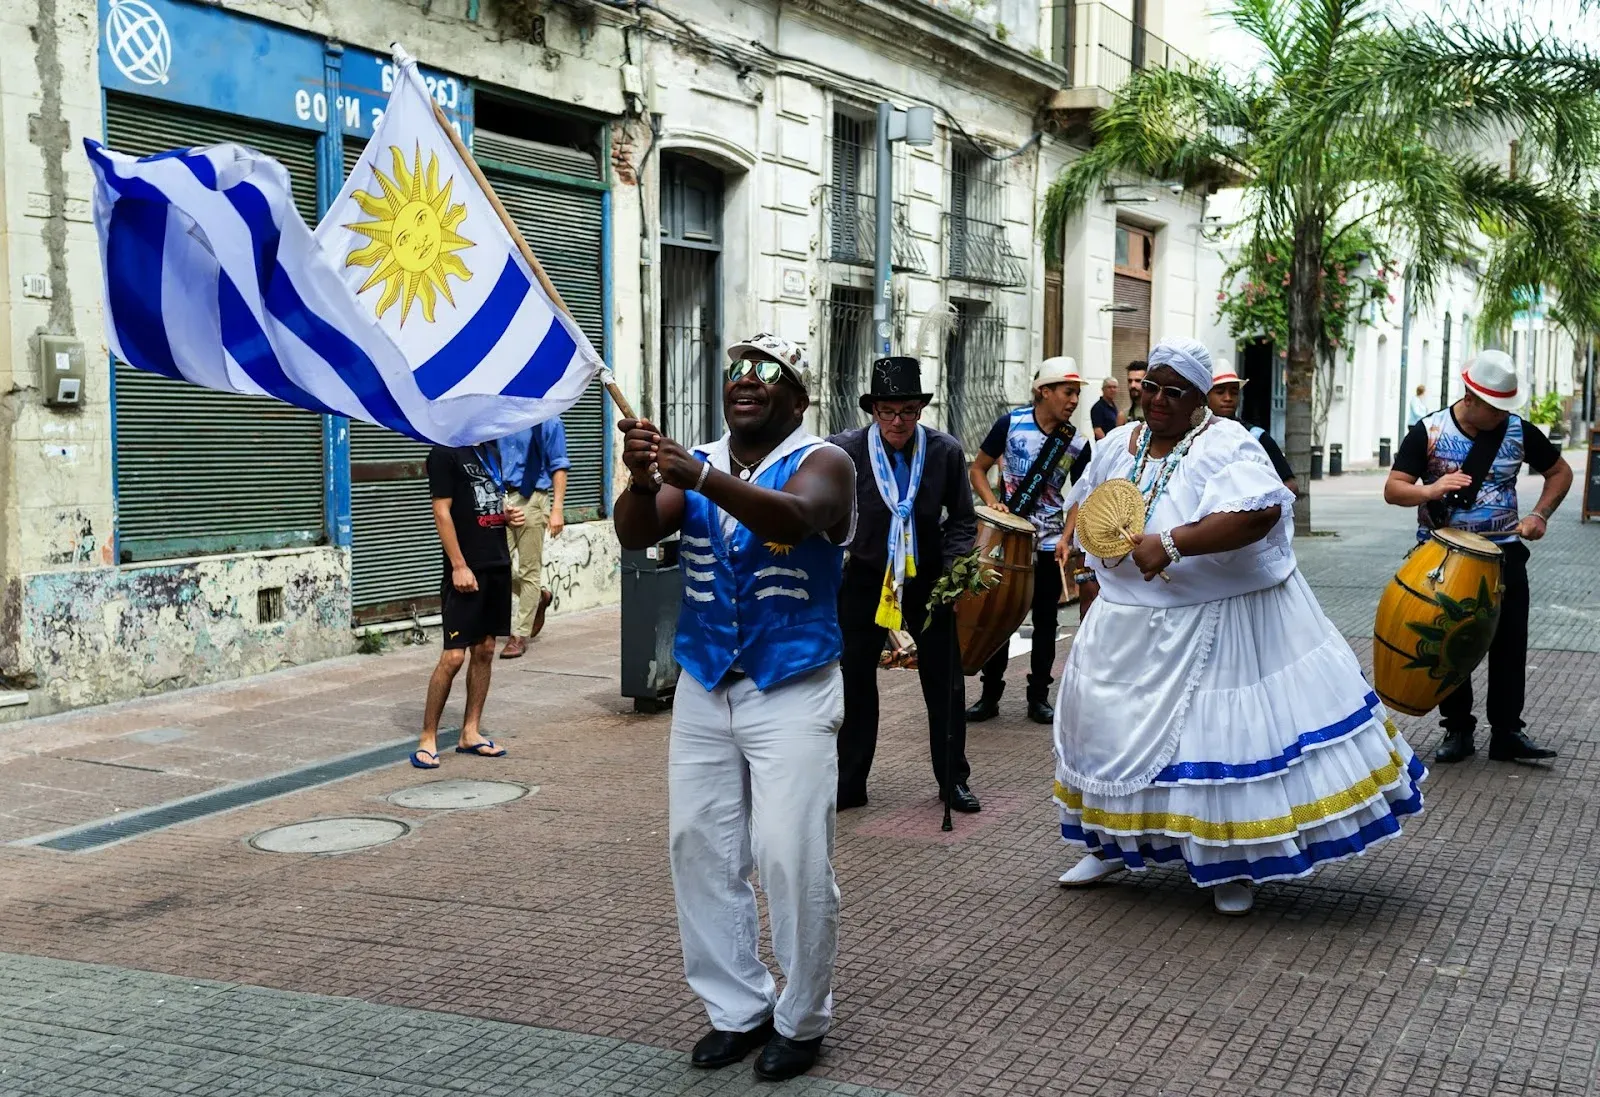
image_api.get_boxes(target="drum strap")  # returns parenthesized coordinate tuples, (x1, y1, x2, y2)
(1007, 423, 1075, 519)
(1425, 420, 1505, 526)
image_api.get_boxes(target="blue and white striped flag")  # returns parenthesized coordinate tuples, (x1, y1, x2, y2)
(84, 54, 603, 447)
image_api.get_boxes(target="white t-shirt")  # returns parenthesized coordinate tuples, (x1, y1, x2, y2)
(1067, 418, 1297, 608)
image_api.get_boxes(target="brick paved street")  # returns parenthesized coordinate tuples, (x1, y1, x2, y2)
(1, 470, 1597, 1096)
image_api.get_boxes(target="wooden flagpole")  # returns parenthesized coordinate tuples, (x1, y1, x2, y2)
(422, 87, 639, 424)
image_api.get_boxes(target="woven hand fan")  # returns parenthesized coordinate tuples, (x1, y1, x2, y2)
(1077, 479, 1145, 560)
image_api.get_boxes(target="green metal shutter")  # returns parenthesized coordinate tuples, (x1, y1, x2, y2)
(341, 137, 443, 621)
(104, 94, 325, 562)
(477, 128, 607, 520)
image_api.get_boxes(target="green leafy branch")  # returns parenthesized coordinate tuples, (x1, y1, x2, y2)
(927, 549, 1001, 611)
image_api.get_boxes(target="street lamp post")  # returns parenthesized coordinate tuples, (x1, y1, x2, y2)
(873, 103, 933, 355)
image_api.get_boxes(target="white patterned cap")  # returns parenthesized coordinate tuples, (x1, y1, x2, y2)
(727, 333, 810, 391)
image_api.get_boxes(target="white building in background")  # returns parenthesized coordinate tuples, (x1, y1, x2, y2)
(0, 0, 1224, 715)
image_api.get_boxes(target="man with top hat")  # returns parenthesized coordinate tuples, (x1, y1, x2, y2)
(613, 332, 856, 1081)
(1384, 349, 1572, 764)
(1206, 360, 1297, 493)
(829, 356, 980, 814)
(965, 357, 1092, 725)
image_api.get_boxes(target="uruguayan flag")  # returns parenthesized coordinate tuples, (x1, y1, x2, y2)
(84, 53, 602, 447)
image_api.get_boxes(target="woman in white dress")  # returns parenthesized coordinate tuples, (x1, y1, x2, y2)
(1055, 339, 1426, 915)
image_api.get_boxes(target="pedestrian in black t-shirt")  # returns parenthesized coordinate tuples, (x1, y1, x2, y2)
(1089, 377, 1121, 440)
(412, 443, 525, 769)
(1206, 362, 1298, 494)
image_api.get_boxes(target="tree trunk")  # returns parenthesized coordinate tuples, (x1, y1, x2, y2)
(1284, 216, 1324, 534)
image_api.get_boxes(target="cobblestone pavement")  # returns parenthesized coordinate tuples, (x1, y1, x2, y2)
(1, 471, 1597, 1096)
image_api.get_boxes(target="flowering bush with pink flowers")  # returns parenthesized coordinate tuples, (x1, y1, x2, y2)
(1215, 230, 1391, 363)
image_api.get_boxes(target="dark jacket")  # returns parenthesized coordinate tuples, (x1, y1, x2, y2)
(829, 425, 977, 580)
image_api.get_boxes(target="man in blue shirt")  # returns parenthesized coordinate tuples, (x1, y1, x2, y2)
(497, 419, 571, 658)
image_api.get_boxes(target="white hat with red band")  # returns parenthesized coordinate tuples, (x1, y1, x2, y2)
(1210, 361, 1248, 389)
(1032, 356, 1084, 391)
(1461, 349, 1523, 412)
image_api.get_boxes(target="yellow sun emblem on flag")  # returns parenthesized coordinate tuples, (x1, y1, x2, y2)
(343, 143, 473, 324)
(764, 542, 794, 555)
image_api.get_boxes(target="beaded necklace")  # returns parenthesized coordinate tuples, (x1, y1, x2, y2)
(1126, 413, 1213, 521)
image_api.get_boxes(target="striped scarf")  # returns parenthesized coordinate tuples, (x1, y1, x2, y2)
(868, 424, 926, 629)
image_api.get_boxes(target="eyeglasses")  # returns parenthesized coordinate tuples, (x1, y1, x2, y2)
(873, 406, 922, 424)
(1138, 378, 1193, 402)
(727, 357, 789, 386)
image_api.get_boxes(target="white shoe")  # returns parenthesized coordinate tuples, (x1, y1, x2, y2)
(1057, 855, 1126, 888)
(1212, 881, 1254, 915)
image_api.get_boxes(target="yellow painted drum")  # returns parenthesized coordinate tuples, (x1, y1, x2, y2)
(1372, 528, 1504, 716)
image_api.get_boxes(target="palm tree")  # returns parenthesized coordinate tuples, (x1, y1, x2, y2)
(1041, 0, 1600, 529)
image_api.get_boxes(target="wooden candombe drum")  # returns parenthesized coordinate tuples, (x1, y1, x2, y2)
(954, 506, 1038, 675)
(1372, 528, 1504, 716)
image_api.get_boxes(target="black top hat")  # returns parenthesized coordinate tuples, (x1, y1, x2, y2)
(859, 356, 933, 412)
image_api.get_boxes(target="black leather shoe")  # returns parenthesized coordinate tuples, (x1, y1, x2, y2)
(753, 1034, 823, 1081)
(1488, 730, 1557, 762)
(941, 784, 981, 813)
(965, 697, 1001, 723)
(837, 789, 868, 811)
(1027, 700, 1054, 725)
(1434, 729, 1475, 764)
(691, 1020, 774, 1069)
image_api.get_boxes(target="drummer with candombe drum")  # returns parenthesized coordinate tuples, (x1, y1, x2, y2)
(1055, 338, 1426, 916)
(1382, 349, 1572, 765)
(965, 358, 1092, 725)
(830, 356, 981, 814)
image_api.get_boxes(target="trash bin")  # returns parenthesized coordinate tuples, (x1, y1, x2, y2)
(1329, 443, 1344, 476)
(1310, 446, 1324, 481)
(1378, 437, 1392, 467)
(620, 539, 682, 713)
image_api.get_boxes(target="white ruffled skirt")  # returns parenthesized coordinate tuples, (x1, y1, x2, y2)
(1053, 572, 1426, 887)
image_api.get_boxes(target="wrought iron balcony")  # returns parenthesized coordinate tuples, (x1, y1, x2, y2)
(945, 214, 1028, 288)
(820, 185, 929, 274)
(1050, 1, 1193, 97)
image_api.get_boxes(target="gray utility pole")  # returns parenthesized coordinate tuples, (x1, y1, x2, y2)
(873, 103, 934, 356)
(1439, 311, 1452, 409)
(1396, 267, 1414, 442)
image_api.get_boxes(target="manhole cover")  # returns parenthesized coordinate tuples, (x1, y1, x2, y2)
(249, 817, 408, 854)
(386, 779, 531, 811)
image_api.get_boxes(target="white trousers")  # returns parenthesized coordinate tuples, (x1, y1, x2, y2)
(669, 663, 843, 1041)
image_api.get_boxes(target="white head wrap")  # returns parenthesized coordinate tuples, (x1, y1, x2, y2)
(1146, 338, 1214, 396)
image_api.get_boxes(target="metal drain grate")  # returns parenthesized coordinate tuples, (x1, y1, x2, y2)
(15, 728, 461, 853)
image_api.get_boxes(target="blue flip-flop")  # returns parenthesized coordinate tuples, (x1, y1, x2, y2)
(410, 749, 441, 769)
(455, 740, 507, 758)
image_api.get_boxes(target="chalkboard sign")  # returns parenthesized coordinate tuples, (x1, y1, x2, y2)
(1584, 427, 1600, 522)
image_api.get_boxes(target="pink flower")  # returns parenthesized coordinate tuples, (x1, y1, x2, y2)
(1266, 253, 1278, 263)
(1281, 273, 1291, 285)
(1337, 272, 1348, 285)
(1217, 291, 1227, 301)
(1388, 293, 1396, 304)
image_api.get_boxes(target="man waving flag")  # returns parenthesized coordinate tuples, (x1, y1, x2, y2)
(84, 46, 604, 447)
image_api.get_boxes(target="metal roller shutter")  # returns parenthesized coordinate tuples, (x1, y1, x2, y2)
(478, 126, 607, 520)
(105, 95, 326, 562)
(1112, 273, 1152, 387)
(340, 136, 443, 621)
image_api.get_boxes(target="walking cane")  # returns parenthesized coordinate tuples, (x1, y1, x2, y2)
(943, 612, 958, 833)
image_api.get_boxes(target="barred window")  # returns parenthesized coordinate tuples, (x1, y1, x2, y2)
(947, 148, 1026, 287)
(820, 287, 875, 437)
(944, 301, 1010, 453)
(825, 111, 928, 273)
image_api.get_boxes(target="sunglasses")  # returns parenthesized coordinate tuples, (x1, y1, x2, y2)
(873, 406, 922, 424)
(726, 357, 791, 386)
(1138, 378, 1194, 402)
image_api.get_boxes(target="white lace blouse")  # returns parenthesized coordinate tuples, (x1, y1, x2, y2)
(1066, 417, 1298, 608)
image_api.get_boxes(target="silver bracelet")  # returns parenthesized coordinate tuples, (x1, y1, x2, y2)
(694, 460, 712, 492)
(1159, 530, 1182, 565)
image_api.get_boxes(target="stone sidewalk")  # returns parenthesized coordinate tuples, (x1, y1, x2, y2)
(1, 473, 1597, 1096)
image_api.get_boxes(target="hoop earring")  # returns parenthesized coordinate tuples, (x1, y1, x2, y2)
(1190, 406, 1207, 427)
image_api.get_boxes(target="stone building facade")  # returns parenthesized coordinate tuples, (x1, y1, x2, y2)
(0, 0, 1220, 715)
